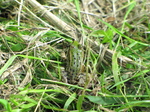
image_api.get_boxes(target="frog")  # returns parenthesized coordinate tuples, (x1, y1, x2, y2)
(66, 40, 85, 85)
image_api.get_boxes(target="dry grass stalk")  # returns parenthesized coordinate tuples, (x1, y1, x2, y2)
(25, 0, 147, 68)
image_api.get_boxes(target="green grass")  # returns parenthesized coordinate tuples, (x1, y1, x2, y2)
(0, 0, 150, 112)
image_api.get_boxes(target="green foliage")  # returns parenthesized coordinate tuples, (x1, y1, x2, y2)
(86, 95, 124, 105)
(0, 55, 17, 76)
(64, 93, 76, 109)
(0, 0, 150, 112)
(0, 99, 12, 112)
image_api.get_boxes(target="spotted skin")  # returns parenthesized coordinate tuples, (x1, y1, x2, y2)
(66, 41, 84, 84)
